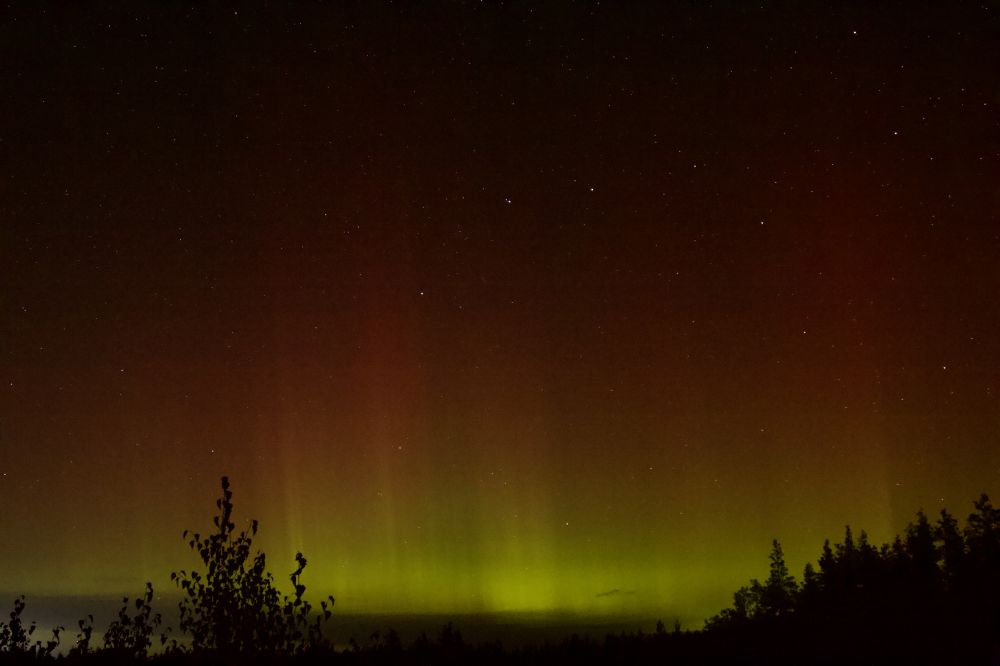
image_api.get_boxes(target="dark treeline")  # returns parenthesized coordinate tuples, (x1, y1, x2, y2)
(703, 494, 1000, 664)
(2, 479, 999, 664)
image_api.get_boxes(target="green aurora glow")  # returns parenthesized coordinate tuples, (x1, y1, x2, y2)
(2, 3, 998, 627)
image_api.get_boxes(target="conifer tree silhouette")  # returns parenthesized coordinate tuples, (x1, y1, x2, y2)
(759, 539, 797, 617)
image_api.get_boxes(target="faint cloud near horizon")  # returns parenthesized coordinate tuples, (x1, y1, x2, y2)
(595, 589, 638, 598)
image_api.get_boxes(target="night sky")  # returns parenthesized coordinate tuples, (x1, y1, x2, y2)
(2, 3, 999, 623)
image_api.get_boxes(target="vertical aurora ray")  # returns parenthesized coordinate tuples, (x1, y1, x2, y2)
(356, 303, 427, 608)
(2, 3, 998, 632)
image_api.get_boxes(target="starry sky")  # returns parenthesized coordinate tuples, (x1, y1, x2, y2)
(2, 3, 999, 624)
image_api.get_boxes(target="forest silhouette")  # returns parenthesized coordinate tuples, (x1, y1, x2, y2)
(2, 477, 998, 664)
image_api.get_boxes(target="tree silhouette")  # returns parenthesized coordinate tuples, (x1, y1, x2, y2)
(758, 539, 797, 617)
(171, 476, 333, 655)
(706, 493, 1000, 663)
(70, 614, 94, 656)
(102, 582, 161, 659)
(5, 482, 1000, 664)
(706, 539, 797, 627)
(935, 508, 964, 589)
(0, 596, 62, 658)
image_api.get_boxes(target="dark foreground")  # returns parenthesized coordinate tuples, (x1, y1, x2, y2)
(2, 626, 1000, 666)
(3, 481, 998, 664)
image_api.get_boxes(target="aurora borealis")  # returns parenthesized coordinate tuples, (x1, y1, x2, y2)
(2, 3, 999, 627)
